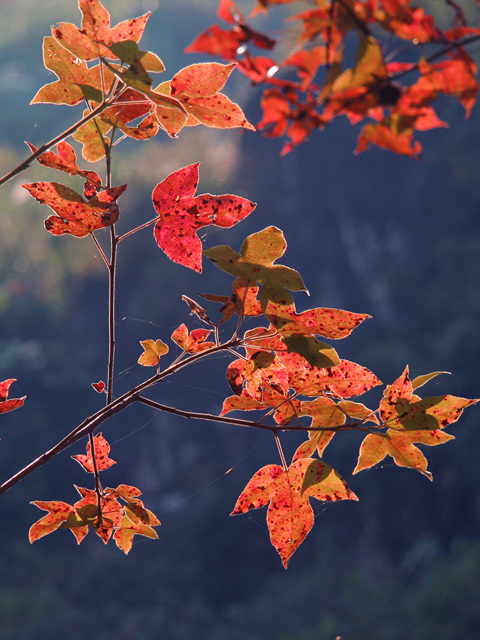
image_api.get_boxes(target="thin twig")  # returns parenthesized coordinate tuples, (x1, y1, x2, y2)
(104, 127, 117, 405)
(90, 233, 110, 268)
(0, 101, 110, 188)
(274, 432, 288, 470)
(88, 432, 104, 526)
(0, 340, 242, 495)
(135, 396, 373, 435)
(117, 217, 159, 243)
(106, 228, 118, 404)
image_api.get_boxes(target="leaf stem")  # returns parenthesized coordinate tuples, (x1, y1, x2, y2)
(88, 432, 104, 526)
(91, 233, 110, 268)
(274, 432, 288, 471)
(117, 217, 159, 243)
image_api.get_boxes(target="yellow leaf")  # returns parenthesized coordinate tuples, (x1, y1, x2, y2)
(138, 339, 169, 366)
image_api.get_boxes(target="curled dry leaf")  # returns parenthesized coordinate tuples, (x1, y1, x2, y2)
(0, 379, 26, 415)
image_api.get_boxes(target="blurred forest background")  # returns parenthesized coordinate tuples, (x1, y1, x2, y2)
(0, 0, 479, 638)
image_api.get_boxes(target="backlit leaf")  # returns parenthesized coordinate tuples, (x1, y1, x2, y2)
(26, 142, 104, 196)
(354, 432, 433, 480)
(73, 111, 112, 162)
(379, 366, 478, 431)
(171, 62, 236, 98)
(152, 163, 255, 272)
(185, 24, 246, 60)
(292, 430, 336, 461)
(171, 324, 215, 353)
(106, 41, 164, 73)
(164, 63, 255, 131)
(72, 433, 116, 473)
(375, 2, 445, 42)
(299, 397, 346, 428)
(22, 182, 126, 237)
(355, 119, 422, 158)
(138, 339, 169, 367)
(91, 380, 106, 393)
(221, 391, 266, 415)
(25, 141, 79, 175)
(114, 515, 159, 554)
(416, 51, 478, 117)
(31, 36, 103, 105)
(411, 371, 450, 391)
(100, 88, 152, 132)
(264, 301, 370, 339)
(281, 335, 339, 368)
(72, 486, 123, 543)
(184, 93, 256, 130)
(29, 501, 73, 542)
(337, 400, 379, 424)
(0, 379, 26, 415)
(225, 351, 289, 399)
(283, 355, 381, 398)
(53, 0, 150, 61)
(205, 226, 307, 306)
(232, 459, 357, 567)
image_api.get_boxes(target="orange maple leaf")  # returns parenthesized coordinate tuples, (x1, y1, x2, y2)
(232, 459, 358, 567)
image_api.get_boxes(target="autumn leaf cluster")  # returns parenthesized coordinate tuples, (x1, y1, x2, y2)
(187, 0, 480, 157)
(0, 0, 478, 568)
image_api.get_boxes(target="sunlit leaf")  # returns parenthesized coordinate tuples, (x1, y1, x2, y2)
(152, 163, 255, 272)
(114, 515, 159, 554)
(353, 432, 433, 480)
(22, 182, 126, 237)
(72, 433, 116, 473)
(29, 501, 73, 542)
(232, 459, 357, 567)
(31, 36, 103, 105)
(171, 324, 215, 353)
(0, 379, 26, 415)
(205, 226, 307, 307)
(53, 0, 150, 61)
(138, 339, 169, 367)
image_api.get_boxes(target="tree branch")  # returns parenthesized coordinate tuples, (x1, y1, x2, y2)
(0, 101, 111, 188)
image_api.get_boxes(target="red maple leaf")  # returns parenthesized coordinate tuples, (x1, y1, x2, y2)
(185, 0, 275, 61)
(152, 163, 256, 272)
(232, 458, 358, 567)
(0, 379, 26, 415)
(22, 182, 126, 237)
(72, 434, 116, 473)
(52, 0, 151, 61)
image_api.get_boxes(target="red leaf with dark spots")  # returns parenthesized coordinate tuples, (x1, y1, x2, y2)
(53, 0, 150, 61)
(23, 182, 126, 238)
(232, 459, 357, 567)
(72, 434, 116, 473)
(152, 163, 255, 272)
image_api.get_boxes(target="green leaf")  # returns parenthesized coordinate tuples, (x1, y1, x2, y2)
(106, 41, 165, 72)
(31, 37, 103, 105)
(205, 226, 307, 308)
(282, 334, 339, 368)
